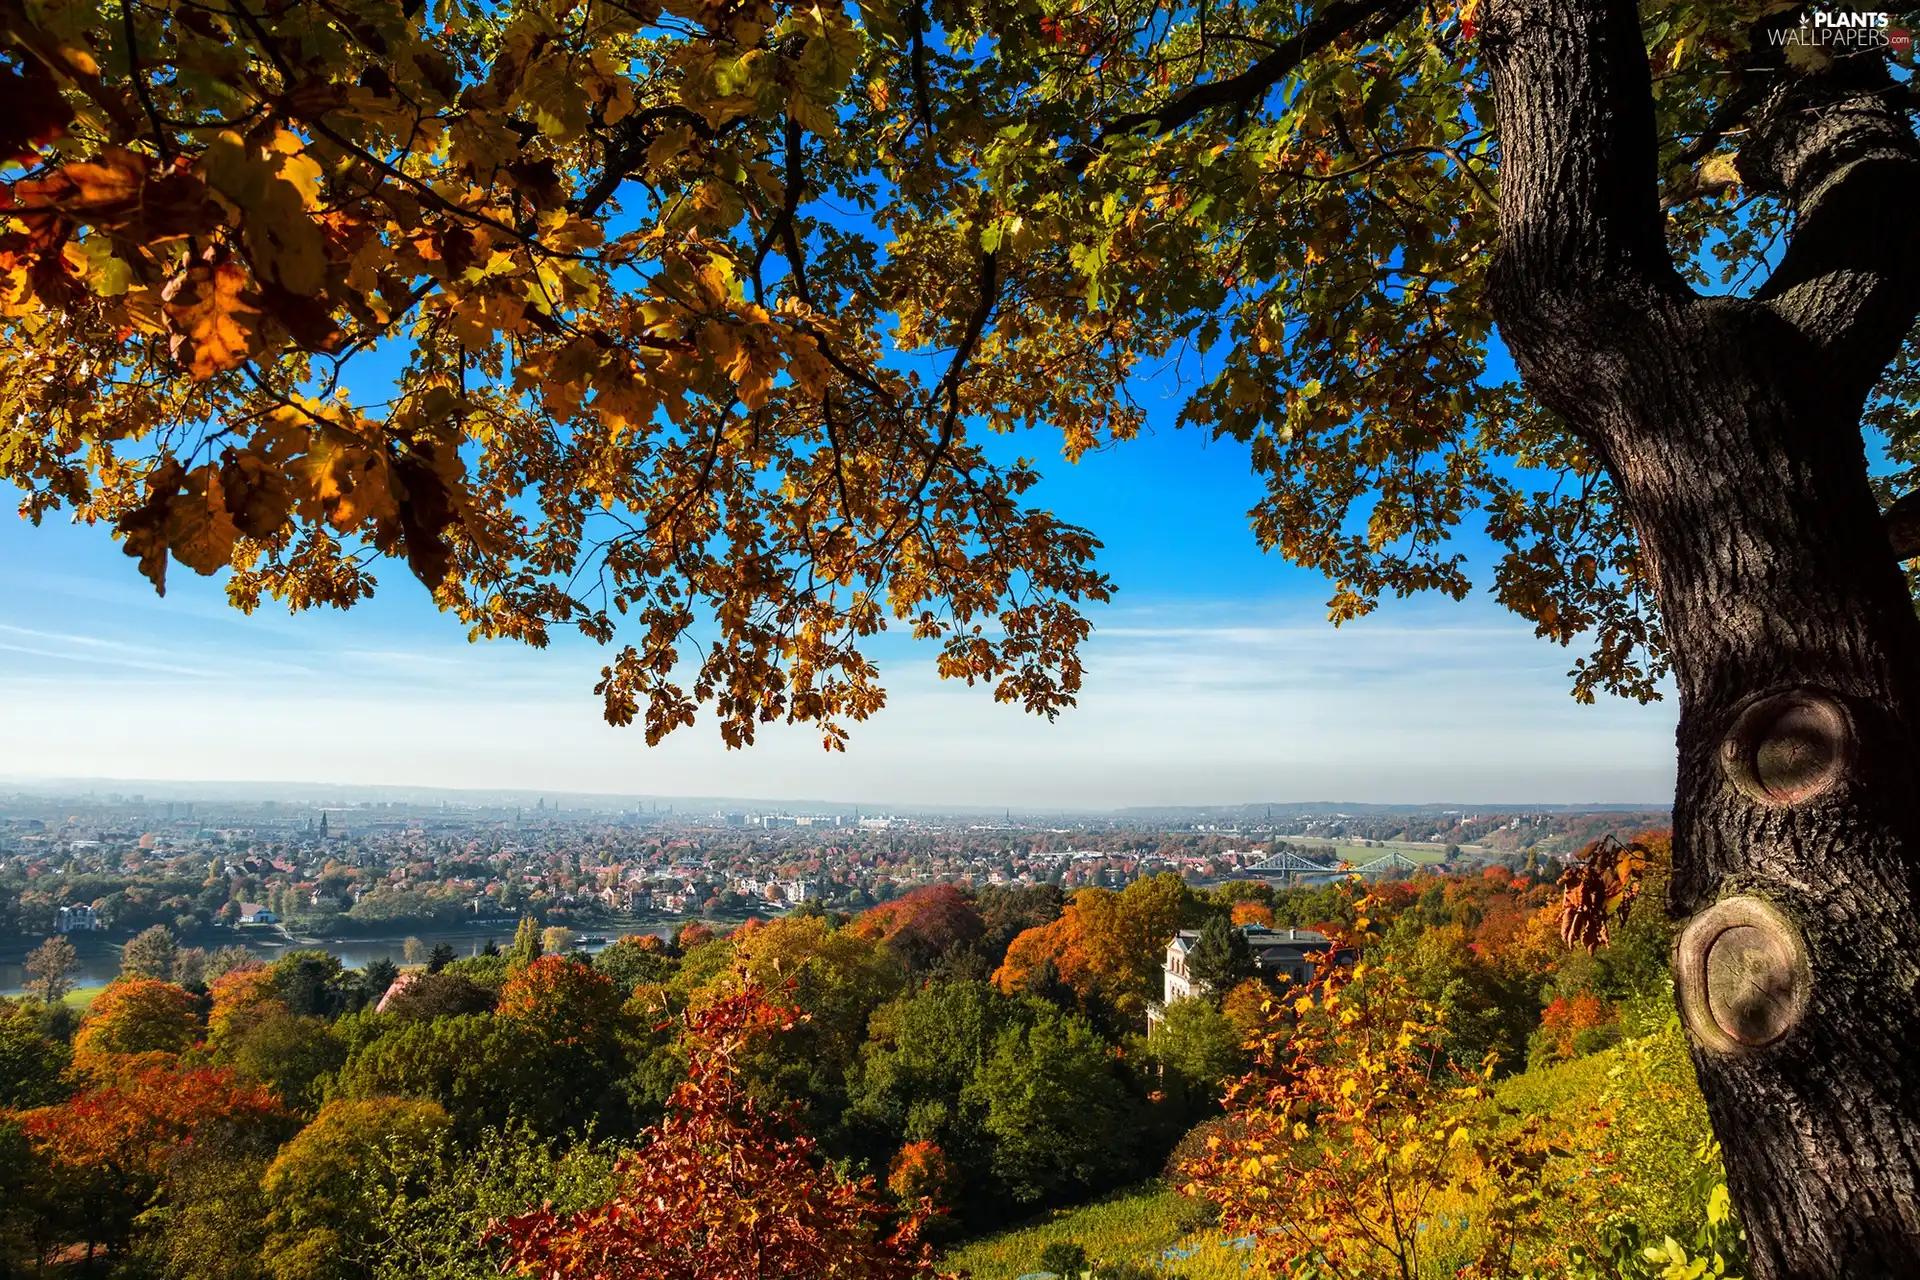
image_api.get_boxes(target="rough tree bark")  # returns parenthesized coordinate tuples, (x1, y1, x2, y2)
(1482, 0, 1920, 1275)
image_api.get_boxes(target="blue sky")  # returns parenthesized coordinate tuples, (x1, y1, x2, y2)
(0, 359, 1680, 808)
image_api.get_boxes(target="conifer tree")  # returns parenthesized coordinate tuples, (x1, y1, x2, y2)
(1187, 917, 1254, 1002)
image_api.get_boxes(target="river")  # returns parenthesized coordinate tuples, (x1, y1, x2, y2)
(0, 921, 677, 995)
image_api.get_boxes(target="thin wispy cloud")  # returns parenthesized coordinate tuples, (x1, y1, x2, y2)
(0, 584, 1676, 807)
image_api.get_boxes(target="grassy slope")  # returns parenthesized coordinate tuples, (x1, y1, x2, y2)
(943, 1051, 1650, 1279)
(940, 1184, 1249, 1280)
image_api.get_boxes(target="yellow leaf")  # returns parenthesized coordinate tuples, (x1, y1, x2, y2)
(296, 429, 398, 530)
(201, 132, 329, 295)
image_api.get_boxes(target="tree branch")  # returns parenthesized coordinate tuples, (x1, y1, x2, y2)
(1746, 50, 1920, 407)
(1078, 0, 1419, 161)
(1888, 490, 1920, 561)
(571, 105, 720, 218)
(1483, 0, 1687, 410)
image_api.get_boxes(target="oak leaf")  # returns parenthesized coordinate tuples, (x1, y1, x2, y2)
(162, 263, 259, 378)
(166, 464, 243, 574)
(220, 448, 296, 538)
(201, 131, 329, 295)
(116, 459, 188, 593)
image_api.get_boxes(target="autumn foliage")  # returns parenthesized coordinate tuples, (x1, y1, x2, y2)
(852, 884, 986, 971)
(208, 963, 285, 1045)
(496, 954, 624, 1046)
(887, 1141, 958, 1210)
(16, 1062, 284, 1178)
(992, 872, 1189, 1017)
(1182, 897, 1570, 1279)
(495, 985, 941, 1280)
(1537, 992, 1617, 1063)
(71, 976, 201, 1074)
(1230, 901, 1276, 928)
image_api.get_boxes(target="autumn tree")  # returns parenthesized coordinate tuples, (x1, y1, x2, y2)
(120, 924, 179, 981)
(994, 873, 1191, 1022)
(71, 975, 201, 1074)
(5, 0, 1919, 1270)
(851, 883, 987, 974)
(22, 935, 78, 1004)
(495, 986, 940, 1280)
(496, 954, 623, 1047)
(15, 1063, 286, 1262)
(208, 962, 285, 1048)
(1183, 949, 1565, 1279)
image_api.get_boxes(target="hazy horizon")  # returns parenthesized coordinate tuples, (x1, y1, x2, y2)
(0, 772, 1674, 816)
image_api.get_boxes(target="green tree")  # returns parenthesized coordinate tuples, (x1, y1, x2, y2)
(270, 951, 361, 1019)
(1184, 917, 1254, 1001)
(1024, 956, 1076, 1013)
(174, 946, 210, 989)
(334, 1014, 626, 1142)
(260, 1097, 452, 1280)
(1038, 1242, 1089, 1279)
(139, 1122, 282, 1280)
(121, 925, 179, 982)
(593, 936, 677, 995)
(506, 919, 543, 972)
(226, 1013, 349, 1116)
(0, 1004, 72, 1109)
(362, 958, 401, 1001)
(965, 1008, 1140, 1207)
(1387, 921, 1535, 1076)
(23, 936, 78, 1004)
(366, 1125, 617, 1280)
(851, 980, 1019, 1217)
(382, 973, 497, 1021)
(425, 944, 457, 975)
(206, 945, 257, 981)
(1143, 996, 1248, 1111)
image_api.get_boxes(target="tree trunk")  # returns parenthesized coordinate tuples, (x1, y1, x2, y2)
(1483, 0, 1920, 1274)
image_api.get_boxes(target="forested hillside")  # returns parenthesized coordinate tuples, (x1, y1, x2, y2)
(0, 837, 1741, 1277)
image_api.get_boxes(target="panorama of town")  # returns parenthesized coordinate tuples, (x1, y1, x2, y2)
(1, 787, 1665, 982)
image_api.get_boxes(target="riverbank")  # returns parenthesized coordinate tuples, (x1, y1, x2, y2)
(1, 912, 766, 994)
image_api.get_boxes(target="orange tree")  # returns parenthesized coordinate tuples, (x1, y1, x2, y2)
(70, 975, 201, 1074)
(992, 871, 1191, 1022)
(12, 1062, 287, 1261)
(849, 883, 986, 974)
(6, 0, 1920, 1270)
(494, 984, 941, 1280)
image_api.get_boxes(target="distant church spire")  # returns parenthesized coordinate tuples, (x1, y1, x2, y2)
(319, 811, 328, 838)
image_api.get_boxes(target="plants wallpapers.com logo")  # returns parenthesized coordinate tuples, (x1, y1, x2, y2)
(1768, 9, 1915, 60)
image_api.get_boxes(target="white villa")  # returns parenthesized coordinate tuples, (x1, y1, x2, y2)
(55, 904, 102, 933)
(1149, 922, 1333, 1032)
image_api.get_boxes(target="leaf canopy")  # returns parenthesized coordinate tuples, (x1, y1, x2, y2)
(3, 0, 1914, 743)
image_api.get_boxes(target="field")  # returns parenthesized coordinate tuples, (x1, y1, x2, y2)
(939, 1184, 1255, 1279)
(59, 985, 105, 1010)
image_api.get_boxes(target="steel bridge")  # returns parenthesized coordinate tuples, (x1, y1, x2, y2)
(1241, 847, 1428, 884)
